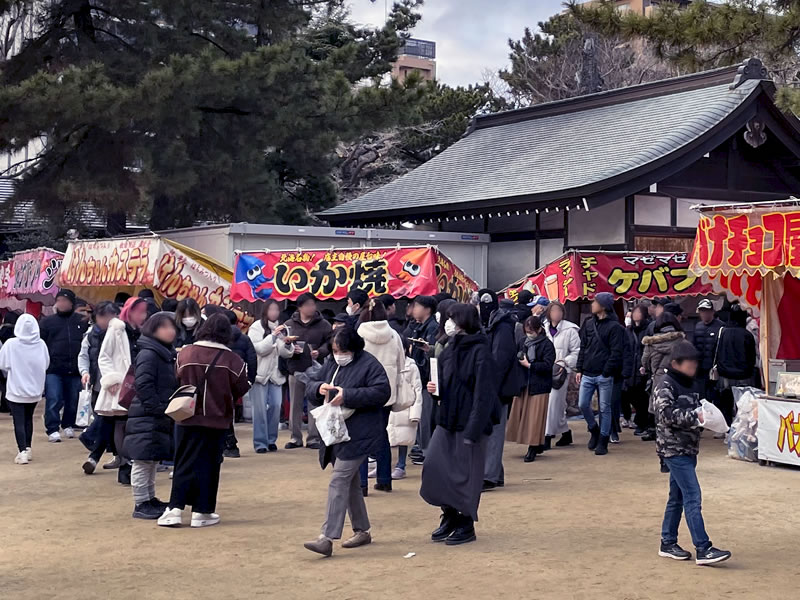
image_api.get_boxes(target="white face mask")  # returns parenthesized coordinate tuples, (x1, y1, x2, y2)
(334, 353, 354, 366)
(345, 305, 356, 316)
(182, 317, 198, 329)
(435, 312, 440, 323)
(444, 318, 458, 337)
(624, 316, 632, 327)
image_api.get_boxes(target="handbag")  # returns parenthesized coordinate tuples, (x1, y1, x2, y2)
(552, 362, 568, 390)
(166, 349, 225, 422)
(709, 328, 724, 381)
(117, 365, 137, 410)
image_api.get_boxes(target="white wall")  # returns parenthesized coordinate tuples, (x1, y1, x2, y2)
(488, 240, 536, 290)
(568, 198, 626, 247)
(634, 194, 671, 226)
(538, 237, 565, 268)
(163, 227, 235, 265)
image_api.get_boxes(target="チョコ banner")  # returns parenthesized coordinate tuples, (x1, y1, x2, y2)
(59, 237, 255, 327)
(231, 246, 478, 303)
(503, 251, 712, 302)
(7, 248, 63, 305)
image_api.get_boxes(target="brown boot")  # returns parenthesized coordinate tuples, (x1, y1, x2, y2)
(303, 535, 333, 557)
(342, 530, 372, 549)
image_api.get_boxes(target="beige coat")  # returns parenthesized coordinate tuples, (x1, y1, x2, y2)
(387, 358, 423, 447)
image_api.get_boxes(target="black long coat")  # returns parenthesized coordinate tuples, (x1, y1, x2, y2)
(306, 350, 391, 469)
(520, 333, 556, 396)
(436, 332, 500, 441)
(124, 335, 178, 461)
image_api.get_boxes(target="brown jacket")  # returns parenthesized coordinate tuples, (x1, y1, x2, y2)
(284, 311, 332, 374)
(176, 341, 251, 429)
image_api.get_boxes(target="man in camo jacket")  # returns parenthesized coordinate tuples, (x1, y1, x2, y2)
(654, 340, 731, 567)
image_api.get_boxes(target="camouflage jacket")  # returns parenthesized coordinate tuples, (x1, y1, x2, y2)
(654, 369, 702, 458)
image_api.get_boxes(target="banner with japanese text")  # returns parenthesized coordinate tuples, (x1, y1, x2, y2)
(59, 237, 255, 327)
(502, 250, 711, 302)
(231, 246, 478, 303)
(757, 397, 800, 467)
(7, 248, 63, 305)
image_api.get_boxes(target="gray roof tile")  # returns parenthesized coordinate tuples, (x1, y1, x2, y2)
(321, 78, 760, 220)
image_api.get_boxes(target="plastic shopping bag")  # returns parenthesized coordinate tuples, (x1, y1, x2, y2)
(310, 402, 350, 446)
(728, 387, 760, 462)
(700, 399, 729, 434)
(75, 386, 93, 428)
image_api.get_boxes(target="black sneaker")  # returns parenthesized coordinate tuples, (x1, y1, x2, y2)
(641, 432, 657, 442)
(633, 428, 646, 436)
(306, 442, 321, 450)
(587, 425, 600, 450)
(696, 547, 731, 566)
(482, 480, 497, 492)
(284, 441, 303, 449)
(373, 482, 392, 492)
(132, 501, 162, 520)
(150, 497, 169, 510)
(223, 447, 241, 458)
(411, 456, 424, 466)
(268, 444, 278, 452)
(659, 543, 692, 561)
(445, 517, 476, 546)
(256, 448, 267, 454)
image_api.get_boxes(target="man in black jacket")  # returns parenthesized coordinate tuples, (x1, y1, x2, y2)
(576, 292, 625, 456)
(404, 295, 439, 461)
(694, 299, 723, 403)
(482, 297, 520, 490)
(41, 289, 89, 442)
(714, 305, 755, 425)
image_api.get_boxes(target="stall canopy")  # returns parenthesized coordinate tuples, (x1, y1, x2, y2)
(59, 236, 254, 325)
(231, 246, 478, 303)
(502, 250, 712, 302)
(7, 247, 63, 305)
(690, 200, 800, 361)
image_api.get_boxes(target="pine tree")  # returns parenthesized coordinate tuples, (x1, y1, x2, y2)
(0, 1, 426, 232)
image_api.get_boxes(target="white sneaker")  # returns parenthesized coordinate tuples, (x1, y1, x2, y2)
(391, 467, 406, 480)
(24, 447, 32, 461)
(158, 508, 183, 527)
(48, 432, 62, 443)
(169, 470, 173, 479)
(14, 451, 29, 464)
(191, 512, 220, 528)
(64, 427, 75, 439)
(367, 466, 377, 478)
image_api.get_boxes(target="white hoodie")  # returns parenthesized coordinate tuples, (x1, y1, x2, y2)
(0, 314, 50, 403)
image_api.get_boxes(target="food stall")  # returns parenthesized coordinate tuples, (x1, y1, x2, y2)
(59, 235, 255, 326)
(230, 245, 478, 303)
(690, 200, 800, 467)
(3, 248, 65, 317)
(501, 250, 713, 304)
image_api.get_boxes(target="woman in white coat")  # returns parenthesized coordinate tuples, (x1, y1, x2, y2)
(93, 297, 148, 483)
(356, 298, 405, 492)
(248, 299, 295, 453)
(387, 356, 423, 479)
(544, 302, 580, 448)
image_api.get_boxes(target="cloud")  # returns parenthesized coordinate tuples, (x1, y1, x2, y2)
(348, 0, 564, 86)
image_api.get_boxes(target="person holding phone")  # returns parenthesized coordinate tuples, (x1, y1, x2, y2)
(302, 327, 391, 557)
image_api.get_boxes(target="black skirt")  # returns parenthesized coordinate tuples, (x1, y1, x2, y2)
(419, 427, 487, 520)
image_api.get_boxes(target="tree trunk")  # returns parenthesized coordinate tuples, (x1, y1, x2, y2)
(106, 210, 126, 236)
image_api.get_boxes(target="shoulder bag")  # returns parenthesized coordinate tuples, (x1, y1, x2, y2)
(709, 327, 724, 381)
(166, 349, 225, 422)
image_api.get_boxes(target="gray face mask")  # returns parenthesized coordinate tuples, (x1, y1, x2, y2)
(526, 333, 537, 340)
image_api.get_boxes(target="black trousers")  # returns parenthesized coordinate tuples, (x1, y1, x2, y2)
(88, 415, 118, 462)
(9, 401, 36, 452)
(628, 380, 650, 431)
(169, 426, 226, 514)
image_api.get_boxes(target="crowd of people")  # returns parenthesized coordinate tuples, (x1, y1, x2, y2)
(0, 284, 752, 565)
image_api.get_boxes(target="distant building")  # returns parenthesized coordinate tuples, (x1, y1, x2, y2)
(574, 0, 692, 15)
(392, 38, 436, 82)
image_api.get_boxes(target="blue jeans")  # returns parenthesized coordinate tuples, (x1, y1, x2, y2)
(578, 374, 614, 437)
(252, 382, 282, 450)
(396, 445, 407, 470)
(44, 374, 83, 435)
(662, 455, 711, 553)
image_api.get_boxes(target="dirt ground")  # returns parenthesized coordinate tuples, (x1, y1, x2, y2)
(0, 409, 798, 600)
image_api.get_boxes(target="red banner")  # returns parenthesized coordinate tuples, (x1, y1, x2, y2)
(503, 251, 711, 302)
(231, 246, 478, 303)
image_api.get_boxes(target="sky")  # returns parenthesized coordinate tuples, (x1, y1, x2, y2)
(348, 0, 565, 87)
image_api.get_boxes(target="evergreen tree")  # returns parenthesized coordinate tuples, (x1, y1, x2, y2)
(0, 1, 426, 232)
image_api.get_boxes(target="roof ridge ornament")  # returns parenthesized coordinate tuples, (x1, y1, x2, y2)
(730, 58, 768, 90)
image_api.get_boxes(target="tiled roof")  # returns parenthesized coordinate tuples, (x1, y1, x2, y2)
(320, 71, 763, 222)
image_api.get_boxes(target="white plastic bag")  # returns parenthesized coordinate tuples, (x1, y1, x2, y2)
(700, 399, 729, 434)
(75, 386, 93, 428)
(310, 403, 351, 446)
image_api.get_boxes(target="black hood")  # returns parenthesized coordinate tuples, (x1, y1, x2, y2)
(478, 288, 498, 326)
(137, 334, 175, 361)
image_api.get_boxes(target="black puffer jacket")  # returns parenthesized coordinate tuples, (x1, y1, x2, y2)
(716, 323, 756, 381)
(40, 311, 88, 376)
(694, 318, 723, 371)
(306, 351, 391, 469)
(487, 307, 523, 400)
(229, 325, 257, 384)
(576, 314, 625, 378)
(124, 336, 178, 461)
(436, 332, 500, 441)
(520, 333, 556, 396)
